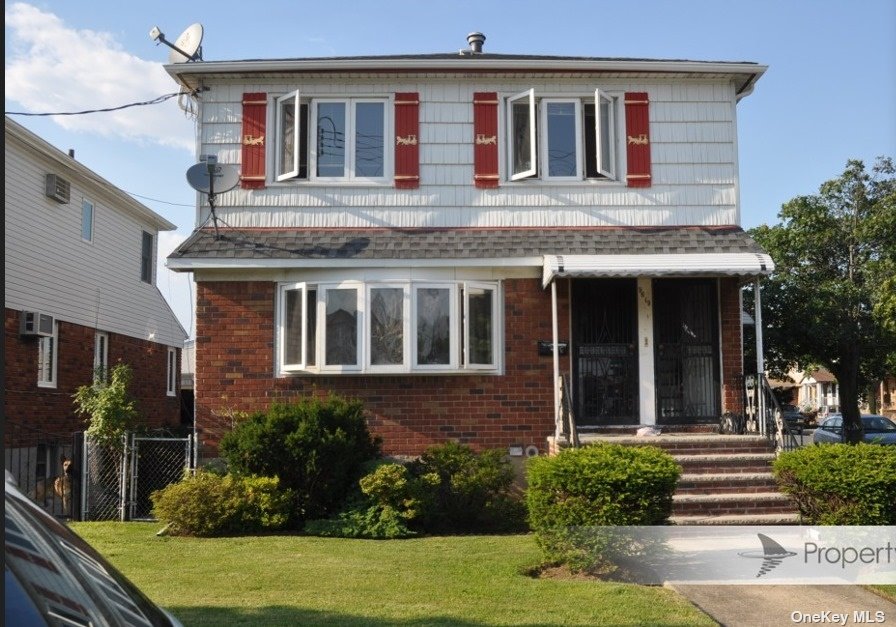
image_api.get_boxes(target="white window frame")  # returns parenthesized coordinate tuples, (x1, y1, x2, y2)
(166, 347, 177, 396)
(37, 323, 58, 388)
(278, 282, 315, 372)
(594, 88, 616, 179)
(275, 90, 301, 181)
(94, 332, 108, 382)
(412, 283, 459, 371)
(365, 283, 409, 373)
(540, 99, 583, 181)
(309, 98, 391, 184)
(463, 282, 499, 370)
(81, 198, 94, 243)
(320, 283, 363, 372)
(507, 88, 537, 181)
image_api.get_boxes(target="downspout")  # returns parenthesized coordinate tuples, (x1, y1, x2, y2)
(754, 278, 765, 436)
(551, 280, 561, 442)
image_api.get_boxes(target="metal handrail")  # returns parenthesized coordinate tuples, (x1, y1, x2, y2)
(559, 374, 580, 448)
(746, 374, 799, 453)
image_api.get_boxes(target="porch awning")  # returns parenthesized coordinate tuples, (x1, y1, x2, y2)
(542, 253, 775, 287)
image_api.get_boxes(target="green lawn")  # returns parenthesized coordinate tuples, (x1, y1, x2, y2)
(70, 523, 715, 627)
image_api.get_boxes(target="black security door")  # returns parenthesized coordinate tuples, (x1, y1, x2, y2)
(653, 279, 721, 424)
(572, 279, 639, 425)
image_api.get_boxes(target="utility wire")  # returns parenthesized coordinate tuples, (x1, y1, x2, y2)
(124, 190, 194, 208)
(5, 92, 181, 117)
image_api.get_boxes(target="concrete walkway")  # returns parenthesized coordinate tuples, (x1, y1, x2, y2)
(670, 585, 896, 626)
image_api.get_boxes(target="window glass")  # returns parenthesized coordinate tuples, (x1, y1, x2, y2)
(511, 100, 533, 177)
(140, 232, 153, 283)
(354, 102, 385, 178)
(599, 96, 613, 175)
(38, 326, 56, 387)
(306, 288, 317, 366)
(317, 102, 346, 178)
(370, 287, 404, 366)
(94, 332, 108, 381)
(416, 288, 451, 365)
(167, 348, 176, 396)
(467, 286, 494, 365)
(279, 96, 297, 177)
(325, 288, 357, 366)
(284, 288, 303, 365)
(81, 200, 94, 242)
(545, 102, 578, 177)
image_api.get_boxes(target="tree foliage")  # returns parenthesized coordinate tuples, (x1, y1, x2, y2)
(73, 363, 139, 444)
(750, 157, 896, 442)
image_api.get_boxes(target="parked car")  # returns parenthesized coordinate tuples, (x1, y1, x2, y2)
(779, 403, 808, 434)
(5, 470, 183, 627)
(812, 414, 896, 445)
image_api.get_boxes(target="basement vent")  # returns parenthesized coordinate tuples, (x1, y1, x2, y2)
(45, 173, 71, 204)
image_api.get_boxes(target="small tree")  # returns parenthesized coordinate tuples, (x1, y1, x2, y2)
(750, 157, 896, 443)
(73, 363, 139, 444)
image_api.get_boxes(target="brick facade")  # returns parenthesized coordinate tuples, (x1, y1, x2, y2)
(193, 277, 745, 459)
(4, 308, 181, 444)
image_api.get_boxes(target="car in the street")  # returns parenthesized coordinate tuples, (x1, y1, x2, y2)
(811, 413, 896, 445)
(5, 470, 183, 627)
(779, 403, 808, 434)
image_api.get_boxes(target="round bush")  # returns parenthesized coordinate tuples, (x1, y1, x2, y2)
(773, 443, 896, 524)
(151, 470, 294, 537)
(526, 443, 681, 573)
(219, 396, 381, 522)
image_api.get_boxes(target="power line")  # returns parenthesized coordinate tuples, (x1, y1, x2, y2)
(124, 190, 194, 208)
(5, 92, 181, 117)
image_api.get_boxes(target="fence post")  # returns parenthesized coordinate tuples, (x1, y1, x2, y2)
(119, 434, 128, 522)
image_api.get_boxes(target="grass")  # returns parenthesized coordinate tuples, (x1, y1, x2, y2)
(870, 585, 896, 602)
(69, 523, 715, 627)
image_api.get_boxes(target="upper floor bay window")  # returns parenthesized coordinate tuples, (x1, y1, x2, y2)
(276, 91, 390, 183)
(278, 280, 501, 375)
(507, 88, 617, 182)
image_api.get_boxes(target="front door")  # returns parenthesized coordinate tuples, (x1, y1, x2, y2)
(572, 279, 639, 426)
(653, 279, 721, 424)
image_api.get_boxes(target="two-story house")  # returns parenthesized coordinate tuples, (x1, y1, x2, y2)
(165, 33, 773, 460)
(5, 117, 188, 481)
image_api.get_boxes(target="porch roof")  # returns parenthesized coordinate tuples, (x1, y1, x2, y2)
(542, 252, 774, 287)
(167, 225, 773, 276)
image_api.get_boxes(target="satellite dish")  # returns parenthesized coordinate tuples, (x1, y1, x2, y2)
(169, 23, 203, 63)
(149, 23, 203, 63)
(186, 160, 240, 195)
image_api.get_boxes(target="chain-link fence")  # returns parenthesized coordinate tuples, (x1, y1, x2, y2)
(82, 433, 192, 521)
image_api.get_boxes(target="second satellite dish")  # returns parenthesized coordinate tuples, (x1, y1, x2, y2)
(186, 159, 240, 195)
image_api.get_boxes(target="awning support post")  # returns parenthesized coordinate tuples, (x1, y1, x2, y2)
(551, 280, 561, 441)
(754, 278, 766, 436)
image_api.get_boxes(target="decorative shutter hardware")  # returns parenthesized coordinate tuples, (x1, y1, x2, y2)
(396, 135, 418, 146)
(243, 135, 265, 146)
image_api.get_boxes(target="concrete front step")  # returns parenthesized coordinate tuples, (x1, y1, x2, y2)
(670, 512, 803, 525)
(676, 472, 779, 495)
(577, 434, 775, 455)
(672, 491, 795, 516)
(672, 453, 777, 474)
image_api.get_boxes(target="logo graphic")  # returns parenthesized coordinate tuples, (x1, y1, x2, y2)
(738, 533, 798, 578)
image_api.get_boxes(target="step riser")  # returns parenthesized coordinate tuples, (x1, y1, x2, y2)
(676, 483, 779, 495)
(676, 462, 776, 474)
(672, 503, 796, 515)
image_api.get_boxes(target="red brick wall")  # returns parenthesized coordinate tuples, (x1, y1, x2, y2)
(4, 308, 181, 444)
(194, 279, 569, 459)
(719, 278, 745, 417)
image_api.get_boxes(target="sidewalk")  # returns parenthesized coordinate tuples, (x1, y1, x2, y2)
(670, 585, 896, 627)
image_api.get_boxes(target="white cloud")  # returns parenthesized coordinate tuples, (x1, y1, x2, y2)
(5, 2, 194, 152)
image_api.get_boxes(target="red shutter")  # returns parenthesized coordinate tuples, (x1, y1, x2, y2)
(394, 92, 419, 189)
(241, 92, 267, 189)
(473, 92, 499, 188)
(624, 92, 651, 188)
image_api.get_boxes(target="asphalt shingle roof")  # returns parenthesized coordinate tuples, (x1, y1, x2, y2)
(169, 226, 766, 262)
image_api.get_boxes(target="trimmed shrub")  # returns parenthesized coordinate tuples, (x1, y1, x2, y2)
(219, 395, 381, 522)
(526, 443, 681, 574)
(151, 470, 294, 537)
(773, 443, 896, 524)
(409, 442, 528, 534)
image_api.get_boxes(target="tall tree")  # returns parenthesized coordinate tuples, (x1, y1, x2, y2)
(750, 157, 896, 443)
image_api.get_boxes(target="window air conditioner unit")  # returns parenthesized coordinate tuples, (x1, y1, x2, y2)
(20, 311, 55, 337)
(45, 173, 71, 204)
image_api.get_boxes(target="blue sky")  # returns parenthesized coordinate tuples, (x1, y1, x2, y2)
(6, 0, 895, 336)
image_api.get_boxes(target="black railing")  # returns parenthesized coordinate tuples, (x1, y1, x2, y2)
(559, 374, 580, 447)
(745, 374, 799, 453)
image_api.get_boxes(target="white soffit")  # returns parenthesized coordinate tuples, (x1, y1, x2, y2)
(542, 253, 775, 287)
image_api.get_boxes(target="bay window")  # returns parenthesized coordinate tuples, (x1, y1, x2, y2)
(278, 280, 501, 375)
(507, 88, 618, 182)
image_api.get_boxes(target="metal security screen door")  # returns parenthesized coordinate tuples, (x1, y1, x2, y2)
(572, 279, 639, 425)
(653, 279, 721, 424)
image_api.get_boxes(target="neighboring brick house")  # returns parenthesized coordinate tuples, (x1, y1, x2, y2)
(164, 33, 773, 460)
(4, 118, 188, 464)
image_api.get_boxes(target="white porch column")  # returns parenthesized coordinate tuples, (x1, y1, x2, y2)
(637, 277, 656, 425)
(551, 280, 561, 439)
(754, 278, 765, 435)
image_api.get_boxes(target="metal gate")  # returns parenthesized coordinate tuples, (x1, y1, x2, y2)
(81, 433, 192, 521)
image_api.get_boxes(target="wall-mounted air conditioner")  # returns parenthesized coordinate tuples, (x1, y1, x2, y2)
(20, 311, 55, 337)
(45, 173, 71, 204)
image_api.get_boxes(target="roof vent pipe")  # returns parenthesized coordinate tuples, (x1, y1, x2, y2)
(68, 149, 75, 159)
(466, 32, 485, 53)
